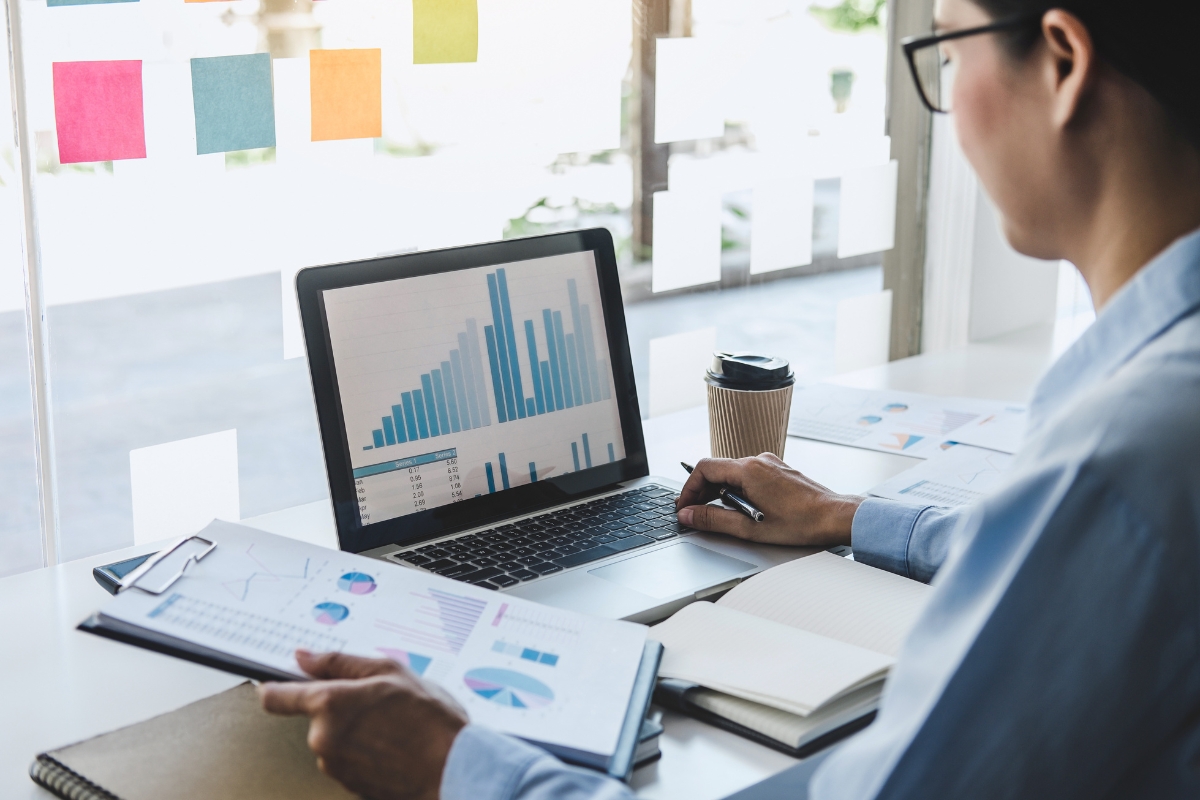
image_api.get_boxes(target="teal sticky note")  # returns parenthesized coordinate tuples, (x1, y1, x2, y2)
(190, 54, 275, 155)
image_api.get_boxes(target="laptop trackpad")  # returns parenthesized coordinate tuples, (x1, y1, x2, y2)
(588, 543, 756, 599)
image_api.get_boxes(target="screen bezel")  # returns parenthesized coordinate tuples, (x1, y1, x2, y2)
(297, 228, 648, 554)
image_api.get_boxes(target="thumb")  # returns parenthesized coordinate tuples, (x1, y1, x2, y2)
(296, 650, 403, 680)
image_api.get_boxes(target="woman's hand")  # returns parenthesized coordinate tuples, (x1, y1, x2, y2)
(259, 650, 468, 800)
(675, 453, 862, 548)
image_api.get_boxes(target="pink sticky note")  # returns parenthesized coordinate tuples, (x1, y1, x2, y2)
(53, 61, 146, 164)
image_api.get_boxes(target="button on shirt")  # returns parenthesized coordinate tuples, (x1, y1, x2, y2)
(440, 228, 1200, 800)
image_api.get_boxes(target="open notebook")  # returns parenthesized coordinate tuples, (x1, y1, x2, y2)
(648, 552, 931, 756)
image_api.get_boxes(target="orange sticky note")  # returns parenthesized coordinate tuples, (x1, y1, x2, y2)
(309, 49, 382, 142)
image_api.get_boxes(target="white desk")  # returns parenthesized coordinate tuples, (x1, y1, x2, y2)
(0, 328, 1054, 800)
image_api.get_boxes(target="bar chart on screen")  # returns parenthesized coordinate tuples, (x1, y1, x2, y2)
(323, 251, 627, 526)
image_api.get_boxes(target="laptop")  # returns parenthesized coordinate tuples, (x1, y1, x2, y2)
(297, 228, 807, 623)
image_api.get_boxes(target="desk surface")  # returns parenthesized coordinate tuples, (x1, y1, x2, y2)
(0, 328, 1055, 800)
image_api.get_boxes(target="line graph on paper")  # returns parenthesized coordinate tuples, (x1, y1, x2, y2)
(869, 445, 1015, 508)
(375, 589, 487, 655)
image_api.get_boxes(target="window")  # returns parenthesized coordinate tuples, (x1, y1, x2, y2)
(4, 0, 899, 573)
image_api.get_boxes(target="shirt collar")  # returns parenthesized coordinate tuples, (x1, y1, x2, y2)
(1028, 227, 1200, 435)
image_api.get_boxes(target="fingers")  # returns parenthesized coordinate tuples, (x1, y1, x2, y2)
(679, 502, 758, 540)
(676, 457, 747, 508)
(259, 681, 321, 716)
(297, 649, 403, 681)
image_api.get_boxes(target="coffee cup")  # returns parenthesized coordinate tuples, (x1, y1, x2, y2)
(705, 352, 795, 460)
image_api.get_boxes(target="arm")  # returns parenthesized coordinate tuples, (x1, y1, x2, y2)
(443, 726, 634, 800)
(676, 455, 960, 581)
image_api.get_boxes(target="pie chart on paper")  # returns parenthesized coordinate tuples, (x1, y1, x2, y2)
(463, 668, 554, 709)
(312, 602, 350, 625)
(337, 571, 377, 595)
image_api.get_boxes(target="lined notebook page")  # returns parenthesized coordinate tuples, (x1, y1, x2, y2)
(717, 552, 931, 657)
(649, 602, 893, 716)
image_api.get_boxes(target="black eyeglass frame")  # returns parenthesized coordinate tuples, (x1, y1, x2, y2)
(901, 13, 1044, 114)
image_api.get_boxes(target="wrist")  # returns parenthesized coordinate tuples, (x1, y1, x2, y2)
(818, 494, 862, 546)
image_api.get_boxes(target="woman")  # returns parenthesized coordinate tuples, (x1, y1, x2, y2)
(261, 0, 1200, 797)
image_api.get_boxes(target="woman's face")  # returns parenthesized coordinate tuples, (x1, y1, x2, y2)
(936, 0, 1070, 260)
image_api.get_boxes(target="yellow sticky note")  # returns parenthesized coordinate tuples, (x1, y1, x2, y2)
(309, 49, 382, 142)
(413, 0, 479, 64)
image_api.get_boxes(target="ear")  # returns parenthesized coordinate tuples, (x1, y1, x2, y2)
(1038, 10, 1098, 129)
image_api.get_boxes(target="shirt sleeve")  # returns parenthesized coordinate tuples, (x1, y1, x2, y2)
(441, 725, 635, 800)
(849, 498, 963, 583)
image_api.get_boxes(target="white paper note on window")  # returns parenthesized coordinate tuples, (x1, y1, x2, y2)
(130, 430, 240, 545)
(838, 160, 898, 258)
(652, 190, 722, 293)
(834, 290, 892, 373)
(750, 178, 814, 275)
(649, 327, 717, 417)
(655, 37, 726, 144)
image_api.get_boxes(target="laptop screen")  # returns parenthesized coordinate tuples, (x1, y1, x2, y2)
(322, 250, 627, 529)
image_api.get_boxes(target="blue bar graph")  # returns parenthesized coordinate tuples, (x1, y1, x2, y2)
(582, 433, 592, 468)
(524, 320, 546, 415)
(543, 309, 565, 411)
(421, 374, 441, 437)
(553, 311, 574, 409)
(571, 442, 580, 472)
(412, 389, 430, 439)
(485, 462, 496, 493)
(402, 393, 419, 441)
(357, 272, 614, 454)
(497, 269, 527, 419)
(608, 443, 615, 462)
(568, 280, 593, 404)
(391, 405, 408, 443)
(499, 452, 510, 490)
(529, 462, 537, 482)
(442, 361, 462, 433)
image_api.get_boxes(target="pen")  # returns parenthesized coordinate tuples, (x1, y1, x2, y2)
(680, 462, 765, 522)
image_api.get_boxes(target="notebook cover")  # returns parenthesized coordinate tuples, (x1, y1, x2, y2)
(29, 683, 354, 800)
(653, 679, 875, 760)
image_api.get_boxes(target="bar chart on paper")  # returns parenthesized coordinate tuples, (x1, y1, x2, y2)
(323, 251, 627, 526)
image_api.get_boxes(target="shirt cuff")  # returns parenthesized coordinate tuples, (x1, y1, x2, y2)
(441, 725, 550, 800)
(850, 497, 927, 578)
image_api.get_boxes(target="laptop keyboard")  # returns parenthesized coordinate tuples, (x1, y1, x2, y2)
(386, 485, 692, 589)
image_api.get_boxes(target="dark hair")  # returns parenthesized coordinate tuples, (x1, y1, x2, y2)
(972, 1, 1200, 147)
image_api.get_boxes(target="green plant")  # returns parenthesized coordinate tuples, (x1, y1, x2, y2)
(809, 0, 887, 33)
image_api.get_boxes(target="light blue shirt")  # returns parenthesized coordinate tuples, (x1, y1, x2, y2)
(441, 228, 1200, 799)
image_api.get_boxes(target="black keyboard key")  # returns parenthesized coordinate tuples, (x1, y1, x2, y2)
(491, 575, 519, 588)
(426, 548, 453, 559)
(554, 544, 582, 555)
(516, 555, 544, 566)
(415, 544, 438, 552)
(636, 511, 659, 521)
(470, 557, 498, 567)
(553, 534, 655, 569)
(626, 523, 652, 534)
(457, 567, 504, 583)
(650, 531, 679, 541)
(529, 562, 564, 576)
(436, 563, 476, 578)
(607, 528, 638, 539)
(422, 558, 458, 572)
(510, 547, 535, 557)
(472, 580, 501, 590)
(591, 533, 619, 544)
(497, 560, 524, 571)
(402, 554, 432, 566)
(509, 569, 539, 581)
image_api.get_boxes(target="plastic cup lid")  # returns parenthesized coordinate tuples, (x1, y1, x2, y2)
(706, 351, 795, 390)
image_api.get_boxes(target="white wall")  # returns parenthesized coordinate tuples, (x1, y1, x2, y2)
(922, 118, 1059, 352)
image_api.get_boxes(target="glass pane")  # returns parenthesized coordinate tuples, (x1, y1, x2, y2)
(0, 44, 46, 577)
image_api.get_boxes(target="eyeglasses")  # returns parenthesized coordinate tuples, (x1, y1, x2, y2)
(901, 14, 1043, 114)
